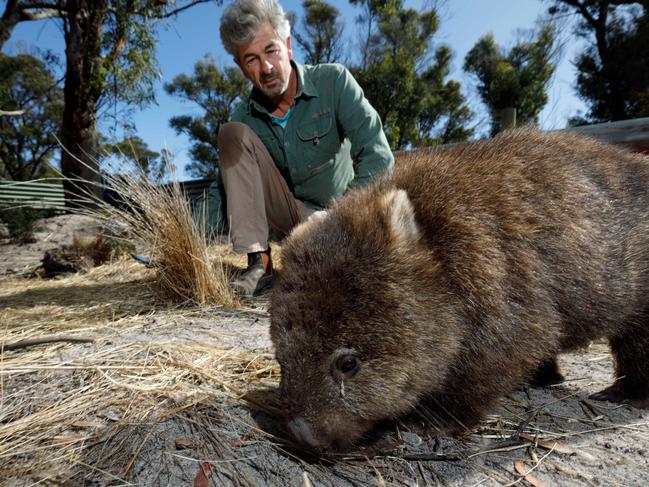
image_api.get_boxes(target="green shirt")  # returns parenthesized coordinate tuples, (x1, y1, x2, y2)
(231, 61, 394, 208)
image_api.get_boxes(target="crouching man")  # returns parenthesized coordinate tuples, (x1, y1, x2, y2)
(218, 0, 394, 297)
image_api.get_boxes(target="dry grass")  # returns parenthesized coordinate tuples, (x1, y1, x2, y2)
(71, 233, 135, 266)
(92, 174, 240, 308)
(51, 145, 241, 308)
(0, 256, 401, 486)
(0, 259, 282, 484)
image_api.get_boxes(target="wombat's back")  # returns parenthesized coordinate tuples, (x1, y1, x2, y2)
(395, 129, 649, 347)
(271, 128, 649, 451)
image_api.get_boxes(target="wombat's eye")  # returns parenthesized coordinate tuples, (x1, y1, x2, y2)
(334, 355, 360, 377)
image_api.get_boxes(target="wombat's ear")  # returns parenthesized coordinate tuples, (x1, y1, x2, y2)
(380, 189, 421, 245)
(289, 209, 329, 241)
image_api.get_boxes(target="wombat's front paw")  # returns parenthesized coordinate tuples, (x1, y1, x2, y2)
(589, 386, 649, 409)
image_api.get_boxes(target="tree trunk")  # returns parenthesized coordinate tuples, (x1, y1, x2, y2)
(500, 107, 517, 131)
(60, 0, 107, 209)
(0, 0, 21, 50)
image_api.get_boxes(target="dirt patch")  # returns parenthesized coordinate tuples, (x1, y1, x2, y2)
(1, 218, 648, 486)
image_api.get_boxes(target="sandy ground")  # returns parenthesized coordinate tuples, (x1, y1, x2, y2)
(1, 215, 648, 486)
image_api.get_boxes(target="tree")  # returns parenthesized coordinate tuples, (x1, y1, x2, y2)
(547, 0, 649, 123)
(103, 135, 164, 182)
(464, 25, 557, 135)
(288, 0, 344, 65)
(0, 1, 215, 208)
(349, 0, 393, 69)
(0, 53, 63, 181)
(164, 57, 249, 178)
(418, 47, 474, 145)
(351, 0, 473, 149)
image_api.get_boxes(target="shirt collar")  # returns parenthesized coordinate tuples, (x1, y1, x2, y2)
(294, 61, 318, 99)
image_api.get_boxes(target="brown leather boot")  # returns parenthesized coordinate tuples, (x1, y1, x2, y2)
(230, 249, 274, 298)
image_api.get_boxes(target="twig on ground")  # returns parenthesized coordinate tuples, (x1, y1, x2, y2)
(1, 335, 95, 351)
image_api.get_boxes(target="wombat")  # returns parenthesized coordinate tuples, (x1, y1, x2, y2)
(269, 128, 649, 452)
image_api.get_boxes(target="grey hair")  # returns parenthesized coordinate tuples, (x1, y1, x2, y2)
(220, 0, 291, 58)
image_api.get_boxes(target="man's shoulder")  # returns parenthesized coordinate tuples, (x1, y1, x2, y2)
(304, 62, 347, 73)
(302, 62, 349, 82)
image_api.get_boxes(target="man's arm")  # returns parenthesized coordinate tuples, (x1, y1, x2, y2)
(334, 66, 394, 187)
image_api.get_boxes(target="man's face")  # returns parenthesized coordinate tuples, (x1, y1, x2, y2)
(236, 22, 293, 100)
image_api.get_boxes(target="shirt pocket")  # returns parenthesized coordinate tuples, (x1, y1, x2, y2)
(297, 110, 333, 145)
(294, 110, 340, 184)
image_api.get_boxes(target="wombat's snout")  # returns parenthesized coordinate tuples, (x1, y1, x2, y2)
(286, 416, 322, 451)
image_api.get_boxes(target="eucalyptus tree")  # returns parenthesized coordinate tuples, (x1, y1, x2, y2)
(350, 0, 473, 149)
(547, 0, 649, 123)
(464, 25, 558, 135)
(0, 0, 216, 207)
(0, 53, 63, 181)
(103, 135, 163, 181)
(164, 56, 249, 178)
(289, 0, 345, 65)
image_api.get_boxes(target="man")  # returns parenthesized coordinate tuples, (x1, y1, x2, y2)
(219, 0, 394, 297)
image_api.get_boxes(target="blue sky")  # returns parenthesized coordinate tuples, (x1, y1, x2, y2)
(3, 0, 587, 180)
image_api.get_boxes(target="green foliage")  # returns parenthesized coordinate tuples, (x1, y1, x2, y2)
(351, 0, 473, 149)
(289, 0, 345, 64)
(548, 1, 649, 123)
(349, 0, 399, 68)
(164, 57, 249, 178)
(0, 53, 63, 181)
(418, 47, 474, 145)
(464, 25, 557, 135)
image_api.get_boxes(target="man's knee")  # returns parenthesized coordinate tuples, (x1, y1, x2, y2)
(218, 122, 254, 151)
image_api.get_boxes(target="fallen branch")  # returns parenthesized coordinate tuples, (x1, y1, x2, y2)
(0, 109, 25, 116)
(1, 335, 95, 351)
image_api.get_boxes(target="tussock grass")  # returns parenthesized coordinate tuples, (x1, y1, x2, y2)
(71, 233, 134, 266)
(94, 175, 240, 307)
(56, 145, 241, 308)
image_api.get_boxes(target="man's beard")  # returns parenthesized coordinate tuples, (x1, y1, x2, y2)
(260, 68, 289, 98)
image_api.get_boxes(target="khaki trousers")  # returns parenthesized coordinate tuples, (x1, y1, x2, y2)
(218, 122, 314, 254)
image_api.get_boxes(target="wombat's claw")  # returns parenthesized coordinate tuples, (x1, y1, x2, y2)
(625, 398, 649, 409)
(590, 385, 627, 403)
(589, 387, 649, 409)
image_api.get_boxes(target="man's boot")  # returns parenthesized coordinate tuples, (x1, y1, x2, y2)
(230, 249, 274, 298)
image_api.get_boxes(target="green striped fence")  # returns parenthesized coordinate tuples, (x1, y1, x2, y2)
(0, 180, 66, 211)
(0, 175, 225, 235)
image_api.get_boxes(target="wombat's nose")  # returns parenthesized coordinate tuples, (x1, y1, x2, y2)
(287, 416, 321, 450)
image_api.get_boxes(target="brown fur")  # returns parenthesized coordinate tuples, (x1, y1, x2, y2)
(269, 128, 649, 452)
